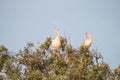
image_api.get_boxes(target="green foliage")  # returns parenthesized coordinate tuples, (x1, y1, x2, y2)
(115, 65, 120, 80)
(0, 40, 119, 80)
(0, 45, 9, 71)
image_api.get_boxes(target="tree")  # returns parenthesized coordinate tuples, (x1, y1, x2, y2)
(0, 39, 119, 80)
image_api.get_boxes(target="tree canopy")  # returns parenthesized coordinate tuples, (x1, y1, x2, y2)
(0, 37, 120, 80)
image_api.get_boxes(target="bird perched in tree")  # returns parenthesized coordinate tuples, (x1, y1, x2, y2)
(80, 32, 95, 51)
(51, 28, 61, 52)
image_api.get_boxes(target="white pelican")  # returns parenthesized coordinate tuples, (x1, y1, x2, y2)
(51, 28, 61, 52)
(81, 32, 95, 50)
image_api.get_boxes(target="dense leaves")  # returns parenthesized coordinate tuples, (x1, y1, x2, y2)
(0, 40, 119, 80)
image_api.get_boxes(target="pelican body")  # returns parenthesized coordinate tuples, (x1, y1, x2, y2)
(52, 36, 61, 51)
(81, 32, 95, 50)
(51, 28, 61, 51)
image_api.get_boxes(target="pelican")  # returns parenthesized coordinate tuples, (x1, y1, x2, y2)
(51, 28, 61, 52)
(81, 32, 95, 50)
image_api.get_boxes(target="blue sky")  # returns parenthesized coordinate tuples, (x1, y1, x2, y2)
(0, 0, 120, 69)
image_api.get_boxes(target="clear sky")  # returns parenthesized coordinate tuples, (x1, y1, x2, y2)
(0, 0, 120, 69)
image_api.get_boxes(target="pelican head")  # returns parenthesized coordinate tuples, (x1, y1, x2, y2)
(86, 32, 95, 40)
(54, 28, 61, 37)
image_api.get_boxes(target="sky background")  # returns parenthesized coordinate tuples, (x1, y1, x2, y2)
(0, 0, 120, 69)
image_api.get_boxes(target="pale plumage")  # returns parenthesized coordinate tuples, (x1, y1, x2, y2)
(51, 28, 61, 51)
(81, 32, 95, 50)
